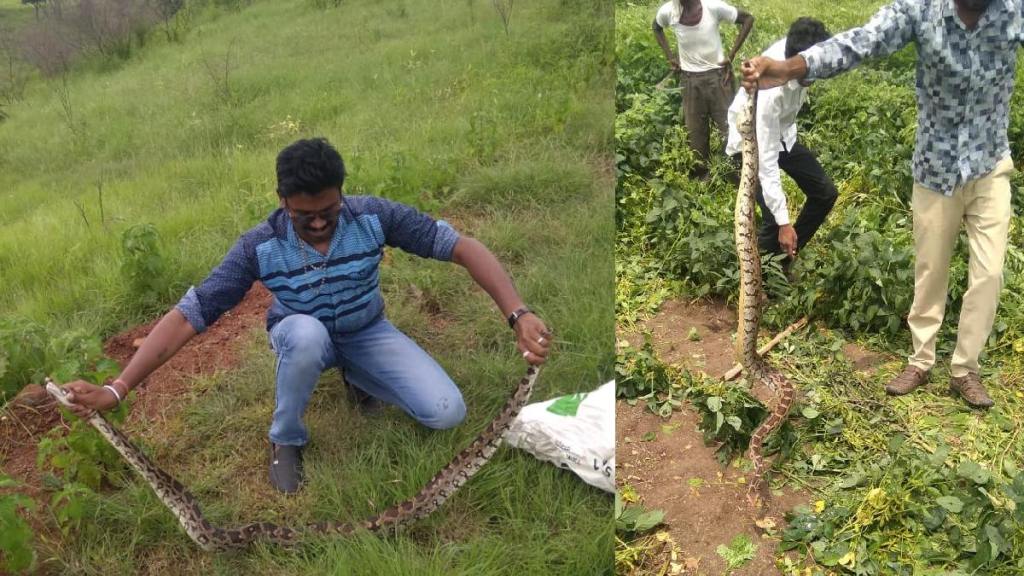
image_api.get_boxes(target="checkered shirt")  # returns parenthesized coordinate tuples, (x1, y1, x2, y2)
(801, 0, 1023, 194)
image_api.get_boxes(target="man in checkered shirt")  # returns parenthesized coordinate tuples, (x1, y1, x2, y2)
(741, 0, 1020, 408)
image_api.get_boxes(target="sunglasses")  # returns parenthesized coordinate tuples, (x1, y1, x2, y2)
(285, 201, 343, 228)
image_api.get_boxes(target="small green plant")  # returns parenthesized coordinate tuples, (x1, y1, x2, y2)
(37, 410, 127, 492)
(491, 0, 513, 35)
(615, 335, 687, 416)
(716, 533, 757, 571)
(684, 376, 787, 464)
(615, 492, 665, 535)
(121, 223, 169, 312)
(36, 335, 125, 492)
(0, 475, 36, 574)
(50, 482, 92, 536)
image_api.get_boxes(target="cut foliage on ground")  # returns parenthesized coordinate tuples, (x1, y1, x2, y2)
(615, 0, 1024, 574)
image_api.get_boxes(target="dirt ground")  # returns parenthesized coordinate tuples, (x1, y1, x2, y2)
(0, 283, 272, 499)
(618, 297, 843, 576)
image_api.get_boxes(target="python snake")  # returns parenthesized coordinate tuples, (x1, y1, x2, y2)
(734, 84, 797, 508)
(44, 365, 540, 551)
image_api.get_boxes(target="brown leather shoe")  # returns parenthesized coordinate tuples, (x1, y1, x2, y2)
(885, 365, 929, 396)
(949, 373, 994, 408)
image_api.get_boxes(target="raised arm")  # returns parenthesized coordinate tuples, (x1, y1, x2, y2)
(742, 0, 916, 91)
(451, 237, 550, 365)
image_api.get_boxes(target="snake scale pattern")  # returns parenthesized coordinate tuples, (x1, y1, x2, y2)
(44, 365, 541, 551)
(734, 85, 797, 507)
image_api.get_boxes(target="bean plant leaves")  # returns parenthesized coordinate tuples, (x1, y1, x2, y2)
(957, 460, 991, 485)
(937, 496, 964, 513)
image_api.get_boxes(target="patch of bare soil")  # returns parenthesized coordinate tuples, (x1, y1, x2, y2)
(618, 297, 877, 575)
(0, 283, 272, 497)
(625, 298, 738, 379)
(618, 402, 807, 575)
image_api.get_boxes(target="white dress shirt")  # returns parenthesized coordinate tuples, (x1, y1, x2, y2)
(725, 39, 808, 226)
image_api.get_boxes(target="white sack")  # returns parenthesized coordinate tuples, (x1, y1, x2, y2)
(504, 380, 615, 493)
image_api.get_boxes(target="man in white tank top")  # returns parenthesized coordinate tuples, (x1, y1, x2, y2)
(653, 0, 754, 178)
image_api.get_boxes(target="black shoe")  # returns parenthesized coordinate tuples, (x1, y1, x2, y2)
(344, 376, 385, 415)
(269, 443, 303, 494)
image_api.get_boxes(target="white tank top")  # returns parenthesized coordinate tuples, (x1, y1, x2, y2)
(655, 0, 739, 72)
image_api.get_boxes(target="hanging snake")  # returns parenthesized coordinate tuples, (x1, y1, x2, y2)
(734, 84, 796, 508)
(44, 365, 540, 551)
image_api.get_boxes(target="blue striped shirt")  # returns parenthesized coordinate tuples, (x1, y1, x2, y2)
(801, 0, 1023, 194)
(176, 195, 460, 335)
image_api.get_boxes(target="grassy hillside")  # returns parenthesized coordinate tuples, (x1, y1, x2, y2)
(1, 0, 615, 573)
(0, 0, 611, 390)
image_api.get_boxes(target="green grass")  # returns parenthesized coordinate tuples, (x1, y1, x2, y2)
(44, 338, 613, 575)
(0, 0, 34, 28)
(1, 0, 614, 573)
(0, 0, 612, 389)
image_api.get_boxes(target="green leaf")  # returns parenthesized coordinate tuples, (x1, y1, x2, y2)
(617, 506, 641, 526)
(985, 524, 1008, 560)
(887, 433, 906, 452)
(928, 445, 950, 467)
(706, 396, 723, 412)
(641, 431, 656, 442)
(936, 496, 963, 513)
(838, 473, 865, 489)
(957, 460, 991, 485)
(801, 406, 820, 419)
(633, 509, 665, 532)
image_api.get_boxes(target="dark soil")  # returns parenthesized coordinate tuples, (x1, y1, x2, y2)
(618, 297, 828, 575)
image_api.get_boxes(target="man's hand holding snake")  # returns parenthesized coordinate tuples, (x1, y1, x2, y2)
(514, 313, 551, 365)
(61, 380, 123, 419)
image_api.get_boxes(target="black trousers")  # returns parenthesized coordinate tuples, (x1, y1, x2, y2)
(751, 141, 838, 256)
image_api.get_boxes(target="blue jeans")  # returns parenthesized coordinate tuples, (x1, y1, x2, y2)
(268, 314, 466, 446)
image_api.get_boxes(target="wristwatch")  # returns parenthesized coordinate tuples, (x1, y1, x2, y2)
(507, 307, 532, 329)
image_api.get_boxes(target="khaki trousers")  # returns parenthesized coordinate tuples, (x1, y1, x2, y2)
(908, 156, 1014, 377)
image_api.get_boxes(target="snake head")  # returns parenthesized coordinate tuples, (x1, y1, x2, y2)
(44, 377, 77, 409)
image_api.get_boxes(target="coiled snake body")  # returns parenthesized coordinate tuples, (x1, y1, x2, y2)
(45, 365, 540, 551)
(734, 86, 796, 507)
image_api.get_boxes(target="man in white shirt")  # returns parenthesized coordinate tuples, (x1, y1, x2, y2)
(654, 0, 754, 178)
(725, 18, 834, 265)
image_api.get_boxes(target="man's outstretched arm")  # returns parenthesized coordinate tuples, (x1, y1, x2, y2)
(63, 308, 197, 418)
(451, 236, 551, 365)
(741, 0, 916, 91)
